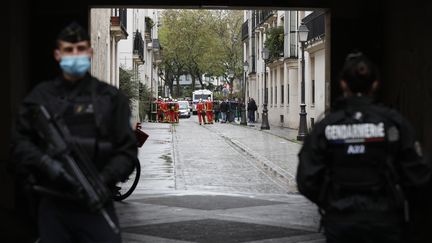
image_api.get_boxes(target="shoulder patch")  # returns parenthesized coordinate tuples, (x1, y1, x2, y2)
(387, 126, 400, 142)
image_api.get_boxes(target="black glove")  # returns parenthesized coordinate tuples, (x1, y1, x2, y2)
(100, 170, 116, 188)
(39, 155, 79, 189)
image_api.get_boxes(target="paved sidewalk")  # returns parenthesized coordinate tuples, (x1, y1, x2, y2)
(230, 119, 301, 143)
(205, 121, 303, 192)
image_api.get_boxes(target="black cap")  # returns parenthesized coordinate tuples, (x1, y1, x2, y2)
(57, 22, 90, 43)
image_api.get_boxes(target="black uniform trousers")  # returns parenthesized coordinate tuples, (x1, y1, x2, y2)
(324, 217, 404, 243)
(38, 197, 121, 243)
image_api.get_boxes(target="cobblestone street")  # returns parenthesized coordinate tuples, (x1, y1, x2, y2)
(116, 118, 324, 242)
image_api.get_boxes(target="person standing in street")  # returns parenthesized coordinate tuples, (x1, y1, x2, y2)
(247, 98, 257, 123)
(196, 98, 206, 125)
(11, 22, 137, 243)
(174, 99, 180, 123)
(213, 100, 220, 123)
(228, 99, 235, 123)
(296, 51, 431, 243)
(205, 97, 214, 124)
(220, 99, 228, 123)
(168, 98, 176, 123)
(156, 96, 163, 122)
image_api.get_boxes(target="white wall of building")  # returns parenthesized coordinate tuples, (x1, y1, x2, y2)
(91, 8, 161, 124)
(116, 9, 161, 123)
(117, 9, 143, 124)
(90, 9, 112, 84)
(244, 10, 327, 132)
(306, 47, 326, 126)
(118, 10, 134, 71)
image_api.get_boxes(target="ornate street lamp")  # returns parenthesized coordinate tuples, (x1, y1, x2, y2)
(297, 22, 309, 141)
(227, 70, 235, 98)
(227, 71, 235, 122)
(240, 61, 249, 125)
(261, 47, 270, 130)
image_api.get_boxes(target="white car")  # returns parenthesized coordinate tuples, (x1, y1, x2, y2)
(178, 101, 191, 118)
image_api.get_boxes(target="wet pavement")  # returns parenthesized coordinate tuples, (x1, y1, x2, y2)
(116, 117, 324, 242)
(134, 125, 175, 193)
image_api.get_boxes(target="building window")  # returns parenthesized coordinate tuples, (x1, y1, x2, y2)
(251, 32, 256, 72)
(289, 11, 298, 58)
(311, 79, 315, 105)
(281, 85, 284, 104)
(287, 84, 290, 104)
(275, 86, 277, 105)
(310, 56, 315, 105)
(270, 86, 273, 105)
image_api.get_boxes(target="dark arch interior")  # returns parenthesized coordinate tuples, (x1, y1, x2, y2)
(5, 0, 432, 240)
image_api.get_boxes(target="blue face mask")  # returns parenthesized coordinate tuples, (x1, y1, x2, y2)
(59, 55, 91, 77)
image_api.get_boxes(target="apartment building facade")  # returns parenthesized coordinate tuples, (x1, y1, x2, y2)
(90, 8, 162, 124)
(243, 10, 328, 132)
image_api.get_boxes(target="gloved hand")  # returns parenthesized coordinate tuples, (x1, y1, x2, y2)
(39, 155, 79, 189)
(100, 170, 116, 188)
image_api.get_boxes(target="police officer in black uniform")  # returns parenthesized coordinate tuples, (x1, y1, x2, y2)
(12, 22, 137, 243)
(296, 52, 430, 243)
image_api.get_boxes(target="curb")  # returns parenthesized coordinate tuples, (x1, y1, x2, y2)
(211, 129, 299, 193)
(231, 122, 303, 145)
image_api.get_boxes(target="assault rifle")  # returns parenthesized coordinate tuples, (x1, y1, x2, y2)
(32, 105, 119, 234)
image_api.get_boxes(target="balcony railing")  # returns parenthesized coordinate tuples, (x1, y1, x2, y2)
(251, 32, 256, 73)
(119, 9, 127, 30)
(152, 39, 160, 50)
(302, 11, 325, 43)
(241, 20, 249, 41)
(252, 10, 276, 29)
(133, 31, 145, 65)
(110, 8, 128, 40)
(251, 54, 256, 73)
(111, 8, 127, 31)
(251, 11, 257, 30)
(152, 39, 162, 63)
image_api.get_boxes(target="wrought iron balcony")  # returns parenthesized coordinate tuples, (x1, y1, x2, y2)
(302, 11, 325, 44)
(152, 39, 162, 64)
(241, 20, 249, 41)
(133, 31, 145, 65)
(110, 8, 128, 41)
(252, 10, 276, 29)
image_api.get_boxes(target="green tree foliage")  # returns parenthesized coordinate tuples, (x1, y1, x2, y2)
(209, 10, 244, 90)
(264, 26, 284, 62)
(120, 67, 153, 120)
(213, 92, 225, 101)
(145, 16, 154, 30)
(139, 82, 152, 121)
(159, 10, 243, 95)
(119, 67, 138, 107)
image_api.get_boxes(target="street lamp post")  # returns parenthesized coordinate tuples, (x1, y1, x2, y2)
(228, 71, 235, 122)
(240, 61, 249, 125)
(228, 71, 235, 96)
(297, 22, 309, 141)
(261, 48, 270, 130)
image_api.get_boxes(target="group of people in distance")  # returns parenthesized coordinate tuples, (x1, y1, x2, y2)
(156, 97, 180, 123)
(196, 97, 214, 125)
